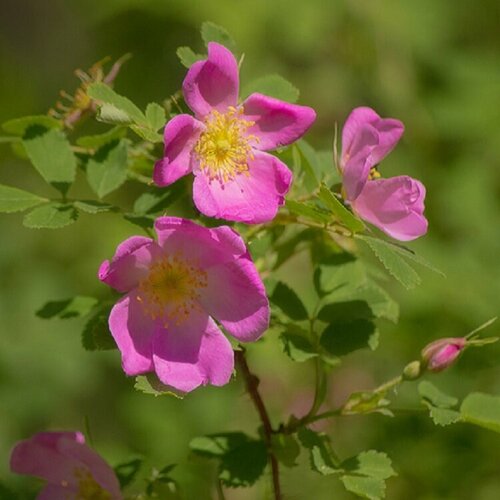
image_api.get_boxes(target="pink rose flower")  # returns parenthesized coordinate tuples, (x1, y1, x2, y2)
(421, 337, 467, 372)
(154, 42, 316, 224)
(98, 216, 269, 393)
(340, 107, 428, 241)
(10, 431, 122, 500)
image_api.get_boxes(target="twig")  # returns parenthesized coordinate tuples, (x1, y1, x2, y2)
(235, 349, 281, 500)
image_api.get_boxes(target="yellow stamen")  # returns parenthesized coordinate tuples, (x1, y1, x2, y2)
(368, 166, 381, 180)
(137, 254, 208, 326)
(194, 107, 258, 184)
(73, 468, 111, 500)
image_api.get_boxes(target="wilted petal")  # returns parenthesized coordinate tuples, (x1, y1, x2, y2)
(153, 114, 205, 187)
(152, 310, 234, 392)
(192, 150, 292, 223)
(199, 256, 269, 342)
(98, 237, 158, 293)
(108, 293, 155, 375)
(183, 42, 239, 118)
(352, 176, 428, 241)
(241, 93, 316, 150)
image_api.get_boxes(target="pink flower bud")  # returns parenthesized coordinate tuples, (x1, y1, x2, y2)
(421, 337, 467, 372)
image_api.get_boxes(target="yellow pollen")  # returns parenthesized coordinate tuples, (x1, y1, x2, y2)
(138, 254, 208, 326)
(368, 166, 381, 180)
(73, 468, 111, 500)
(194, 106, 258, 185)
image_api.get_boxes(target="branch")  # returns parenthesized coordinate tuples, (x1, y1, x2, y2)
(235, 349, 281, 500)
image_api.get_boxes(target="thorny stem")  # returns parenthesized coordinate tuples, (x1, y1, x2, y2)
(235, 349, 281, 500)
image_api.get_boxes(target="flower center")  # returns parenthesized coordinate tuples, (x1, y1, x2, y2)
(137, 255, 208, 325)
(368, 166, 381, 180)
(73, 469, 111, 500)
(194, 107, 258, 184)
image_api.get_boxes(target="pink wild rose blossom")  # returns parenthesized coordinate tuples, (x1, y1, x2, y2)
(340, 107, 428, 241)
(10, 431, 122, 500)
(153, 42, 316, 224)
(98, 216, 269, 393)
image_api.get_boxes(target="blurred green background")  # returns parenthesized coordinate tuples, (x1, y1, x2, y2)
(1, 0, 499, 498)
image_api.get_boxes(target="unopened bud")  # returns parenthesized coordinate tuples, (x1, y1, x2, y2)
(402, 360, 422, 380)
(421, 337, 466, 373)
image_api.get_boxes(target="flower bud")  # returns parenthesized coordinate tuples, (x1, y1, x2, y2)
(402, 360, 422, 380)
(421, 337, 467, 373)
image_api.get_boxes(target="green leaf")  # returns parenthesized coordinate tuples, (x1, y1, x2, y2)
(86, 139, 128, 198)
(242, 74, 299, 103)
(271, 434, 300, 468)
(342, 392, 392, 417)
(460, 392, 500, 433)
(87, 83, 146, 125)
(201, 22, 237, 53)
(318, 284, 399, 324)
(134, 373, 184, 398)
(357, 235, 421, 289)
(124, 213, 155, 230)
(77, 127, 127, 148)
(36, 296, 98, 319)
(114, 458, 143, 489)
(286, 199, 331, 224)
(145, 103, 166, 132)
(190, 432, 267, 487)
(129, 124, 163, 143)
(269, 281, 309, 320)
(316, 253, 367, 295)
(294, 140, 320, 192)
(0, 184, 46, 213)
(23, 128, 77, 191)
(280, 331, 318, 362)
(418, 381, 461, 426)
(176, 46, 205, 68)
(74, 200, 114, 214)
(341, 476, 386, 500)
(341, 450, 396, 500)
(81, 305, 116, 351)
(2, 115, 61, 136)
(318, 183, 365, 232)
(418, 381, 458, 408)
(97, 104, 134, 125)
(219, 440, 267, 487)
(297, 428, 338, 475)
(23, 202, 78, 229)
(320, 319, 378, 356)
(386, 242, 445, 277)
(133, 187, 184, 215)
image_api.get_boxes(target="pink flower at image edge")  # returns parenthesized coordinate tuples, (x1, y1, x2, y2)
(10, 431, 122, 499)
(98, 216, 269, 393)
(340, 106, 428, 241)
(153, 42, 316, 224)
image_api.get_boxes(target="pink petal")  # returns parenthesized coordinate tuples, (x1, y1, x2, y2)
(341, 107, 404, 167)
(153, 217, 247, 267)
(352, 176, 428, 241)
(108, 293, 155, 375)
(10, 436, 83, 487)
(38, 484, 77, 500)
(98, 237, 157, 293)
(341, 124, 379, 200)
(192, 150, 293, 223)
(241, 93, 316, 150)
(199, 256, 269, 342)
(152, 310, 234, 392)
(153, 114, 205, 187)
(182, 42, 239, 118)
(58, 439, 122, 499)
